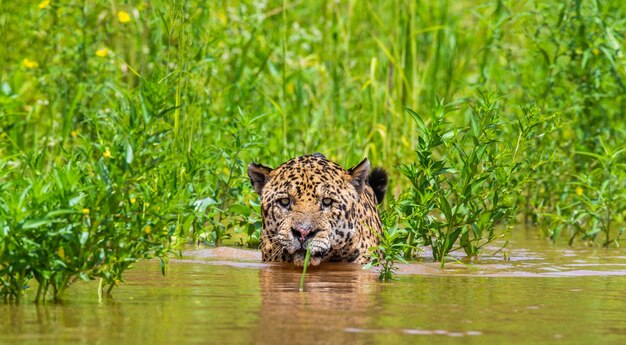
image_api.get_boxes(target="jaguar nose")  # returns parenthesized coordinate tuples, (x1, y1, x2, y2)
(292, 225, 317, 244)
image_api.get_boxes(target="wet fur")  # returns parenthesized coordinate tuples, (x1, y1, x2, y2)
(248, 154, 387, 266)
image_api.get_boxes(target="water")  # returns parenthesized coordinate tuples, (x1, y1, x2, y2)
(1, 233, 625, 345)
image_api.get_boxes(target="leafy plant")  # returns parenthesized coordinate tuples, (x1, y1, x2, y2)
(514, 0, 626, 244)
(567, 141, 625, 246)
(365, 228, 411, 282)
(1, 0, 625, 301)
(0, 112, 183, 302)
(398, 94, 519, 263)
(364, 201, 415, 281)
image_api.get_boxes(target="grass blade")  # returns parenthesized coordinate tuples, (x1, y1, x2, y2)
(298, 244, 311, 292)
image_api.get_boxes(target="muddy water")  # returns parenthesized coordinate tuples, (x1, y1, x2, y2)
(1, 233, 625, 345)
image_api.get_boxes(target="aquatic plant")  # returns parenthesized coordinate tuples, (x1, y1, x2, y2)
(365, 230, 408, 282)
(554, 142, 626, 247)
(396, 94, 520, 263)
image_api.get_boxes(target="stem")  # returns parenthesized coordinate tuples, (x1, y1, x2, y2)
(35, 279, 44, 304)
(79, 0, 87, 83)
(299, 244, 311, 292)
(14, 272, 24, 304)
(281, 0, 287, 103)
(42, 280, 49, 304)
(98, 278, 104, 300)
(106, 283, 115, 295)
(405, 230, 415, 258)
(524, 184, 531, 226)
(214, 146, 241, 246)
(280, 0, 289, 159)
(52, 283, 59, 303)
(513, 131, 523, 165)
(605, 164, 611, 246)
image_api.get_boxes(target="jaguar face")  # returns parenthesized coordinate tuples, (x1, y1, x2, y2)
(248, 153, 386, 266)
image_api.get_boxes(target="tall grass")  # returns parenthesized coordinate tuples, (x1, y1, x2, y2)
(1, 0, 625, 296)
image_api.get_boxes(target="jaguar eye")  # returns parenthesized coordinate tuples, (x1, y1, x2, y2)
(321, 198, 333, 207)
(278, 198, 291, 207)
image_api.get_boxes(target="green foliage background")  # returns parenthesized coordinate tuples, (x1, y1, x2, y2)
(1, 0, 625, 298)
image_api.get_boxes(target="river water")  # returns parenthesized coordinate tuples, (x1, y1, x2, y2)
(1, 232, 625, 344)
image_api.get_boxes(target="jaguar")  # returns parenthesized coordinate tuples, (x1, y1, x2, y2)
(247, 153, 387, 266)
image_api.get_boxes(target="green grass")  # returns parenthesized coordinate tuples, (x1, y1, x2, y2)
(298, 243, 311, 292)
(1, 0, 625, 298)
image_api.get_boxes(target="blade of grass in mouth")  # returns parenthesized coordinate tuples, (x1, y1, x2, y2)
(298, 244, 312, 292)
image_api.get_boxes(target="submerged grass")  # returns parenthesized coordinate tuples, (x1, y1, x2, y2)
(1, 0, 625, 298)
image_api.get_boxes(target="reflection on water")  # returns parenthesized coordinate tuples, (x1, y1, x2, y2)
(1, 233, 625, 345)
(255, 264, 379, 345)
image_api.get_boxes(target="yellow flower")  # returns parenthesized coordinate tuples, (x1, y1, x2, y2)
(82, 208, 90, 214)
(130, 197, 136, 204)
(103, 148, 112, 158)
(287, 81, 295, 95)
(58, 247, 65, 259)
(38, 0, 49, 9)
(118, 10, 131, 23)
(575, 187, 584, 196)
(95, 48, 108, 57)
(144, 225, 152, 234)
(592, 48, 600, 55)
(71, 130, 78, 138)
(22, 58, 39, 69)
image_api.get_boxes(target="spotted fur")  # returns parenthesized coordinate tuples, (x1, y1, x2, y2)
(247, 153, 387, 266)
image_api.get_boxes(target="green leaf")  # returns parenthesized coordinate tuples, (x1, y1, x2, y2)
(22, 219, 55, 229)
(68, 193, 85, 207)
(79, 231, 89, 246)
(125, 142, 134, 165)
(228, 204, 251, 217)
(439, 195, 452, 220)
(405, 107, 425, 129)
(98, 159, 112, 190)
(193, 197, 218, 213)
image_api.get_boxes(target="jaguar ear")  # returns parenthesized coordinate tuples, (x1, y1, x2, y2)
(348, 158, 370, 193)
(247, 163, 272, 195)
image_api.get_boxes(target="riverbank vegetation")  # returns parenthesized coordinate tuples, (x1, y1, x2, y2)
(1, 0, 625, 299)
